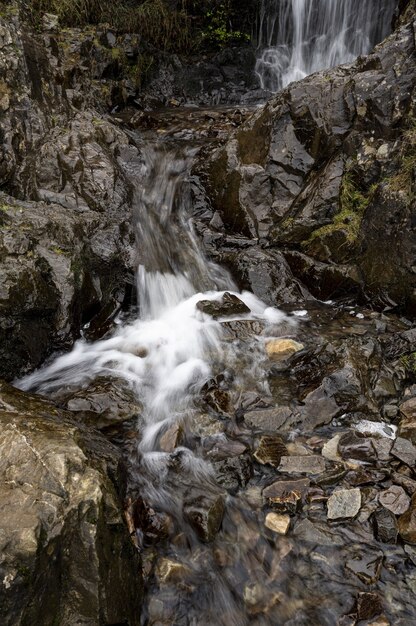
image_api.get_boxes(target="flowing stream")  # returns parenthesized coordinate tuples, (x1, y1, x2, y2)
(255, 0, 397, 92)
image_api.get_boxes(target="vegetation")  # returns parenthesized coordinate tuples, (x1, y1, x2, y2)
(400, 351, 416, 380)
(387, 118, 416, 204)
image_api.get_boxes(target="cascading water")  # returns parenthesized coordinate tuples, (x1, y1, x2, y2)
(255, 0, 397, 92)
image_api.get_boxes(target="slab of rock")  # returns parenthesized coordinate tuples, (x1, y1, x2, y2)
(321, 434, 342, 461)
(263, 478, 309, 513)
(184, 491, 225, 542)
(278, 455, 325, 475)
(293, 519, 344, 546)
(327, 488, 361, 520)
(373, 508, 398, 544)
(265, 338, 304, 360)
(196, 292, 250, 319)
(244, 406, 292, 431)
(392, 437, 416, 466)
(338, 431, 377, 462)
(0, 381, 141, 626)
(398, 494, 416, 544)
(379, 486, 410, 515)
(346, 552, 383, 584)
(264, 513, 290, 535)
(254, 435, 287, 467)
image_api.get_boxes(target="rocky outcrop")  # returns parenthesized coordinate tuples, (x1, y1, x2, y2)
(195, 14, 416, 313)
(0, 380, 142, 626)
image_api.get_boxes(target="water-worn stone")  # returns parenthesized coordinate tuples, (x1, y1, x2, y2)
(327, 488, 361, 520)
(278, 455, 326, 475)
(293, 519, 344, 546)
(398, 494, 416, 544)
(379, 486, 410, 516)
(265, 339, 304, 360)
(254, 435, 287, 467)
(264, 513, 290, 535)
(196, 292, 250, 319)
(160, 423, 184, 452)
(373, 508, 398, 544)
(392, 437, 416, 467)
(184, 491, 225, 542)
(0, 381, 141, 625)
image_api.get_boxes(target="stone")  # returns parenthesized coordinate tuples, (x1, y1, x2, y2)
(212, 453, 252, 493)
(159, 423, 184, 452)
(278, 455, 326, 475)
(398, 494, 416, 544)
(183, 491, 225, 542)
(379, 486, 410, 515)
(354, 420, 397, 439)
(345, 552, 383, 584)
(338, 431, 377, 462)
(156, 558, 190, 584)
(327, 488, 361, 520)
(264, 513, 291, 535)
(263, 478, 309, 514)
(392, 437, 416, 466)
(373, 508, 398, 544)
(265, 339, 304, 360)
(356, 592, 383, 620)
(244, 406, 292, 431)
(196, 292, 250, 319)
(293, 519, 344, 546)
(392, 472, 416, 495)
(254, 435, 287, 467)
(0, 381, 141, 625)
(315, 465, 348, 487)
(129, 496, 171, 545)
(321, 434, 342, 461)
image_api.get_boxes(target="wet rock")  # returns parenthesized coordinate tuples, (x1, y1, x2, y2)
(345, 551, 383, 584)
(205, 438, 247, 461)
(196, 292, 250, 319)
(379, 486, 410, 516)
(338, 431, 377, 462)
(243, 582, 282, 615)
(315, 465, 348, 487)
(265, 513, 291, 535)
(160, 423, 184, 453)
(327, 488, 362, 520)
(129, 496, 171, 545)
(391, 437, 416, 467)
(265, 339, 304, 360)
(356, 592, 383, 620)
(263, 478, 309, 513)
(0, 381, 141, 625)
(244, 406, 292, 431)
(254, 435, 287, 467)
(398, 494, 416, 544)
(184, 491, 225, 542)
(373, 508, 398, 544)
(212, 452, 252, 493)
(156, 558, 190, 584)
(293, 519, 344, 546)
(347, 468, 388, 486)
(191, 412, 225, 438)
(278, 455, 326, 475)
(63, 376, 142, 430)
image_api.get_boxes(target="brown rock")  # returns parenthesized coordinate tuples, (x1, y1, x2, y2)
(278, 455, 325, 475)
(265, 338, 304, 360)
(356, 592, 382, 620)
(398, 493, 416, 544)
(159, 423, 184, 453)
(254, 435, 287, 467)
(264, 513, 290, 535)
(379, 485, 410, 515)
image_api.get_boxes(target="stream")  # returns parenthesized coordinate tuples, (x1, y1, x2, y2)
(14, 1, 416, 625)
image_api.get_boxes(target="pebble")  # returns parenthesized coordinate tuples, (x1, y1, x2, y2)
(264, 513, 291, 535)
(379, 485, 410, 515)
(327, 488, 361, 520)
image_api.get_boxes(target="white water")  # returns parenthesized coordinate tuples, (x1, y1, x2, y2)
(256, 0, 396, 92)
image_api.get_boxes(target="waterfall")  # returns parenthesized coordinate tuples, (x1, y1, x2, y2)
(255, 0, 397, 92)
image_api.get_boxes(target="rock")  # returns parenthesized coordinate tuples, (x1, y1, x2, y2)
(315, 465, 348, 487)
(338, 431, 377, 462)
(196, 292, 250, 319)
(264, 513, 291, 535)
(392, 472, 416, 496)
(321, 434, 343, 461)
(183, 491, 225, 542)
(345, 551, 383, 584)
(392, 437, 416, 467)
(373, 508, 398, 544)
(129, 496, 171, 545)
(263, 478, 309, 513)
(398, 494, 416, 544)
(379, 486, 410, 516)
(278, 455, 326, 475)
(159, 423, 184, 452)
(327, 488, 362, 520)
(0, 381, 141, 625)
(265, 339, 304, 360)
(63, 376, 142, 430)
(254, 435, 287, 467)
(354, 420, 397, 439)
(42, 13, 59, 30)
(244, 406, 292, 431)
(399, 397, 416, 443)
(212, 453, 252, 493)
(156, 558, 190, 584)
(293, 519, 344, 546)
(356, 592, 383, 620)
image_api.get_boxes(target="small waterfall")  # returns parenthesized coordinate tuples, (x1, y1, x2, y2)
(255, 0, 397, 92)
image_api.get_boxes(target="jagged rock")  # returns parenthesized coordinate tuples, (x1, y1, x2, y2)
(264, 513, 290, 535)
(373, 508, 398, 544)
(278, 455, 326, 475)
(0, 381, 141, 626)
(196, 292, 250, 319)
(159, 423, 184, 453)
(338, 431, 377, 462)
(183, 490, 225, 542)
(327, 488, 362, 520)
(356, 592, 383, 620)
(398, 494, 416, 544)
(263, 478, 310, 514)
(321, 434, 343, 461)
(392, 437, 416, 467)
(254, 435, 287, 467)
(244, 406, 292, 431)
(212, 452, 252, 493)
(379, 486, 410, 516)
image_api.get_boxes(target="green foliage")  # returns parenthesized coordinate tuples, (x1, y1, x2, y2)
(200, 1, 250, 48)
(400, 352, 416, 379)
(387, 118, 416, 203)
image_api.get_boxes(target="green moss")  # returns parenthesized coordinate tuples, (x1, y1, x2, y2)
(400, 352, 416, 377)
(386, 119, 416, 203)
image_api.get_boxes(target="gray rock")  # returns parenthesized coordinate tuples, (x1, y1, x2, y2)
(183, 490, 225, 542)
(327, 488, 361, 520)
(244, 406, 292, 431)
(392, 437, 416, 467)
(379, 486, 410, 516)
(278, 455, 326, 475)
(293, 519, 344, 546)
(373, 508, 398, 544)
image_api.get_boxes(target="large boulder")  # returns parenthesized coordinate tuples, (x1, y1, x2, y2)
(0, 380, 142, 626)
(195, 14, 416, 313)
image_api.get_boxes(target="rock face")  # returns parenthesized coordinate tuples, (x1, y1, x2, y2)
(0, 381, 142, 626)
(195, 15, 416, 313)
